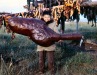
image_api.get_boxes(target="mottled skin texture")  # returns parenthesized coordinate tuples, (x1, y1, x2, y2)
(8, 17, 82, 47)
(8, 17, 61, 46)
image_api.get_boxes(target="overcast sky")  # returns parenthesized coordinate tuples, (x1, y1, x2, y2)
(0, 0, 27, 13)
(92, 0, 97, 1)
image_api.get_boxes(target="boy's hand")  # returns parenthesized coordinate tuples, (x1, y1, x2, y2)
(58, 40, 64, 43)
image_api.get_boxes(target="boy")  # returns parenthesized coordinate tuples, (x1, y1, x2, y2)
(37, 10, 59, 75)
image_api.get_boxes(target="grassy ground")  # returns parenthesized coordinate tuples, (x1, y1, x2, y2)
(0, 22, 97, 75)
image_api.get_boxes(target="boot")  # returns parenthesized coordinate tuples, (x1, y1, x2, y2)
(39, 51, 46, 74)
(47, 51, 55, 75)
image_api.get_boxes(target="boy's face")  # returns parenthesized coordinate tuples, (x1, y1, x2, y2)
(43, 15, 51, 22)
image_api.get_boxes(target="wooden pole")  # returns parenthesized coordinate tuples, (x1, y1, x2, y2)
(76, 20, 79, 32)
(50, 0, 51, 8)
(27, 0, 30, 11)
(33, 0, 35, 6)
(46, 0, 47, 7)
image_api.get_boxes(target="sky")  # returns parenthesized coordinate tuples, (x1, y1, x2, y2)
(92, 0, 97, 1)
(0, 0, 27, 13)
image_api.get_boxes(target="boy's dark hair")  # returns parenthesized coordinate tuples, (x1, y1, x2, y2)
(42, 10, 51, 16)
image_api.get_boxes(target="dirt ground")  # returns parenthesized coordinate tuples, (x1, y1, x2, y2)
(82, 40, 97, 51)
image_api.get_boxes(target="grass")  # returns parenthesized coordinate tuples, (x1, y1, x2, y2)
(0, 22, 97, 75)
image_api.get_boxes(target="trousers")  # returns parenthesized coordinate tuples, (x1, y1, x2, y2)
(39, 51, 55, 75)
